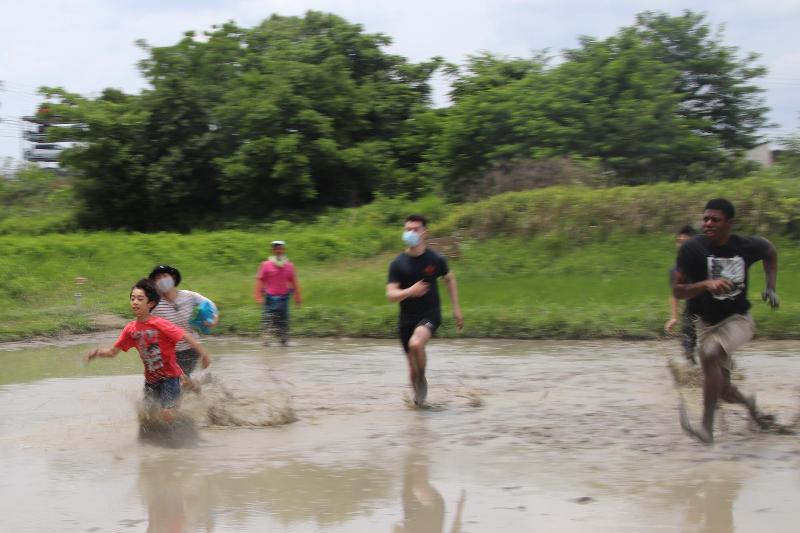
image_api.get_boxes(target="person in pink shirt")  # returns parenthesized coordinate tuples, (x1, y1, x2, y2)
(253, 240, 302, 346)
(87, 278, 211, 422)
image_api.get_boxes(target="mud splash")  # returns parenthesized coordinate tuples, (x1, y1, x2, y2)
(137, 403, 200, 449)
(181, 371, 298, 428)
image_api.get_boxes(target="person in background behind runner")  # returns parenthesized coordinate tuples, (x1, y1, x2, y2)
(673, 198, 780, 444)
(666, 225, 698, 363)
(149, 264, 218, 375)
(386, 214, 464, 407)
(254, 240, 302, 346)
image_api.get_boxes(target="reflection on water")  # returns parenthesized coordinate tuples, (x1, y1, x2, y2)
(681, 466, 740, 533)
(138, 455, 216, 533)
(1, 337, 799, 532)
(395, 419, 466, 533)
(137, 452, 394, 531)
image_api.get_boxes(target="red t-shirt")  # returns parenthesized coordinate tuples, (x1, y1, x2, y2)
(114, 316, 185, 383)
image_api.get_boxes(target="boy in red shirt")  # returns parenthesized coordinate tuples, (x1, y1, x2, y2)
(87, 278, 211, 422)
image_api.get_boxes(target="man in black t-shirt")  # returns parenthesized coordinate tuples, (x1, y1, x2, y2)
(387, 214, 464, 406)
(673, 198, 780, 444)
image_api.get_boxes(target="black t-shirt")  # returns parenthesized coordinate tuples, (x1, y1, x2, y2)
(387, 248, 449, 325)
(676, 234, 770, 325)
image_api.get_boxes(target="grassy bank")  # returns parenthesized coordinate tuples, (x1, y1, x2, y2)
(2, 234, 799, 342)
(2, 172, 799, 341)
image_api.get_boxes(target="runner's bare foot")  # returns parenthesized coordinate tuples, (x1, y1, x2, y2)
(678, 394, 713, 445)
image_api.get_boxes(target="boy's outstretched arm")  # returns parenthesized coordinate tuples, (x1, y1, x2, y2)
(86, 346, 121, 362)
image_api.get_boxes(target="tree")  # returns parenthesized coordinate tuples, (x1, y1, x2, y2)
(444, 51, 549, 102)
(211, 12, 441, 215)
(429, 11, 769, 198)
(39, 12, 442, 229)
(632, 10, 770, 151)
(547, 28, 725, 183)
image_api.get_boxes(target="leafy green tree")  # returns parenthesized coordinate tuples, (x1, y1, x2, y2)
(424, 74, 535, 196)
(36, 87, 148, 229)
(445, 51, 549, 102)
(545, 28, 725, 183)
(212, 12, 441, 215)
(429, 10, 769, 197)
(40, 12, 441, 229)
(632, 10, 770, 151)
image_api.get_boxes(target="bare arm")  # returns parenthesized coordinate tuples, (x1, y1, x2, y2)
(386, 281, 429, 303)
(763, 240, 778, 291)
(86, 346, 121, 362)
(672, 270, 733, 300)
(761, 239, 779, 309)
(665, 295, 680, 333)
(443, 272, 464, 331)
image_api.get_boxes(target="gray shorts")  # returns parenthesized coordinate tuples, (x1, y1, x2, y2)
(696, 313, 755, 369)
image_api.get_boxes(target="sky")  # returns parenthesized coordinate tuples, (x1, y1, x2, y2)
(1, 0, 798, 167)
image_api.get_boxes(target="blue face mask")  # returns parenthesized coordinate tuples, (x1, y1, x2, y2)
(402, 230, 421, 247)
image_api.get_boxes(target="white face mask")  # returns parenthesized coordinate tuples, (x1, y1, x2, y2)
(402, 230, 421, 247)
(156, 276, 175, 293)
(269, 254, 288, 267)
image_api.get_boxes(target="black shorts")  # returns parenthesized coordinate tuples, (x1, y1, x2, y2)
(399, 316, 441, 353)
(176, 348, 199, 375)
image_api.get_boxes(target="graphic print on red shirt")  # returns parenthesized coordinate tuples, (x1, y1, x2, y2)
(114, 316, 185, 383)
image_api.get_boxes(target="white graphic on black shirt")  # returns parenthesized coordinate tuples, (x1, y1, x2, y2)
(707, 255, 745, 300)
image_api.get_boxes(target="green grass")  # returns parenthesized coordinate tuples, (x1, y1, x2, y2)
(3, 170, 800, 341)
(3, 231, 799, 342)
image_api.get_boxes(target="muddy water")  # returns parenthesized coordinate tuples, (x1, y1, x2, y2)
(1, 336, 798, 532)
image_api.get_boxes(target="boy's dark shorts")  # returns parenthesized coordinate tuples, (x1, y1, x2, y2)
(176, 348, 199, 375)
(399, 316, 441, 353)
(143, 377, 181, 408)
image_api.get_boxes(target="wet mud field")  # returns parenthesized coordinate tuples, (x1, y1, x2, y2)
(1, 336, 798, 532)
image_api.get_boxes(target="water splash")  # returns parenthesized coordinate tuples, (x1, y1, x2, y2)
(181, 372, 297, 428)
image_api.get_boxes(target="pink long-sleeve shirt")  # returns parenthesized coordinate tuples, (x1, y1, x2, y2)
(256, 260, 298, 296)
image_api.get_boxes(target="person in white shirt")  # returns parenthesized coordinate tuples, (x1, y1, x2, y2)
(149, 264, 219, 374)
